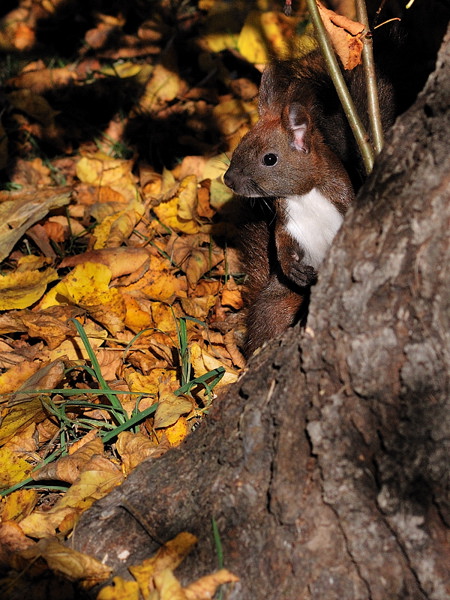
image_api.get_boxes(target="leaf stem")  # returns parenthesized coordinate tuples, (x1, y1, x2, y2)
(355, 0, 384, 154)
(306, 0, 374, 173)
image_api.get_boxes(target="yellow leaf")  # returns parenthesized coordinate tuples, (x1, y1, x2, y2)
(17, 538, 111, 586)
(0, 360, 41, 395)
(0, 267, 58, 310)
(154, 393, 193, 429)
(20, 456, 123, 537)
(151, 302, 180, 336)
(39, 263, 126, 334)
(101, 61, 144, 79)
(0, 489, 37, 522)
(153, 197, 199, 235)
(125, 369, 177, 397)
(97, 576, 140, 600)
(93, 197, 145, 249)
(154, 569, 186, 600)
(139, 63, 185, 113)
(176, 175, 198, 221)
(76, 155, 138, 202)
(190, 343, 238, 388)
(129, 532, 197, 600)
(163, 416, 189, 447)
(238, 11, 300, 64)
(0, 447, 33, 490)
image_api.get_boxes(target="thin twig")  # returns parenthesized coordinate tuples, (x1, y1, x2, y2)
(356, 0, 384, 154)
(306, 0, 374, 174)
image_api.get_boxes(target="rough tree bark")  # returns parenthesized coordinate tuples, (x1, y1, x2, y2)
(71, 28, 450, 600)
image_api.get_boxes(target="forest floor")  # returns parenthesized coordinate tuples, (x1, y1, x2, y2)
(0, 0, 314, 598)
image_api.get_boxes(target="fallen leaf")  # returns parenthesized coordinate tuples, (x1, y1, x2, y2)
(0, 521, 33, 567)
(154, 392, 193, 429)
(60, 247, 150, 279)
(139, 62, 186, 113)
(0, 187, 71, 262)
(20, 456, 124, 537)
(39, 263, 127, 334)
(129, 532, 197, 598)
(0, 489, 37, 522)
(115, 431, 161, 474)
(190, 343, 238, 388)
(97, 576, 140, 600)
(16, 537, 112, 586)
(32, 437, 104, 483)
(8, 89, 59, 127)
(0, 267, 58, 310)
(184, 568, 239, 599)
(317, 1, 365, 69)
(153, 568, 186, 599)
(0, 360, 65, 444)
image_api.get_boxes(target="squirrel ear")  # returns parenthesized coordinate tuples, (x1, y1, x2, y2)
(287, 103, 311, 153)
(259, 62, 293, 114)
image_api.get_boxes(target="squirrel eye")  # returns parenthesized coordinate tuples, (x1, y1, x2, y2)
(262, 153, 278, 166)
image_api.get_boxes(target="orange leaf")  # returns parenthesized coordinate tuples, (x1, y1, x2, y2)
(317, 1, 364, 69)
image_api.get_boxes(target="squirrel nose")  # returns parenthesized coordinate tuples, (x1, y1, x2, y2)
(223, 168, 235, 191)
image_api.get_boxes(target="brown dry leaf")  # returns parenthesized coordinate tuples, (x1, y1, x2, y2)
(60, 247, 150, 279)
(0, 187, 71, 262)
(139, 62, 186, 113)
(317, 1, 365, 69)
(0, 120, 8, 170)
(0, 305, 81, 350)
(180, 295, 216, 320)
(184, 569, 239, 599)
(190, 343, 238, 388)
(8, 66, 78, 94)
(0, 521, 33, 567)
(166, 234, 223, 288)
(32, 437, 104, 483)
(221, 278, 244, 310)
(20, 455, 124, 538)
(93, 198, 145, 249)
(115, 431, 162, 474)
(0, 360, 65, 444)
(154, 391, 193, 429)
(16, 537, 112, 586)
(0, 359, 42, 396)
(8, 89, 59, 127)
(129, 532, 197, 598)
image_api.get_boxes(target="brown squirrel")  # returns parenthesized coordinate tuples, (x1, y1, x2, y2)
(224, 52, 388, 355)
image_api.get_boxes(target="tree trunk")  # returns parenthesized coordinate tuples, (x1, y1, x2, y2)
(72, 27, 450, 600)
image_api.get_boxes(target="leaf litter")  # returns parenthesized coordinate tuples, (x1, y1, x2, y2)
(0, 0, 357, 596)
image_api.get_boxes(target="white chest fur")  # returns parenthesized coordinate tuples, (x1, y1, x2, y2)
(284, 189, 344, 270)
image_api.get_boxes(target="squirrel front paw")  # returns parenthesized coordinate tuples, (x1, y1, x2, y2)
(289, 262, 317, 287)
